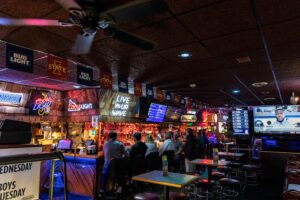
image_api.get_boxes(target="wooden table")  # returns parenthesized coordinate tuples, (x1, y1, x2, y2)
(189, 159, 229, 181)
(132, 170, 198, 200)
(218, 152, 244, 158)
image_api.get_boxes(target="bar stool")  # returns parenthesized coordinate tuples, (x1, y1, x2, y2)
(241, 164, 259, 190)
(219, 178, 241, 200)
(282, 190, 300, 200)
(169, 192, 187, 200)
(228, 162, 242, 179)
(217, 166, 231, 177)
(134, 192, 159, 200)
(195, 179, 213, 200)
(210, 171, 225, 196)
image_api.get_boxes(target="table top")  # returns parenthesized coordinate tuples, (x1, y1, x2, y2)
(132, 170, 199, 188)
(218, 152, 244, 157)
(189, 159, 229, 167)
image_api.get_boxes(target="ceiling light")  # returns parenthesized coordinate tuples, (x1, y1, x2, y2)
(189, 83, 196, 88)
(261, 91, 270, 95)
(264, 97, 275, 101)
(178, 51, 192, 58)
(232, 89, 240, 94)
(252, 81, 268, 88)
(73, 85, 81, 89)
(236, 56, 251, 64)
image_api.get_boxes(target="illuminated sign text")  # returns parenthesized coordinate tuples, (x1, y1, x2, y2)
(68, 99, 93, 112)
(111, 95, 130, 117)
(0, 92, 23, 105)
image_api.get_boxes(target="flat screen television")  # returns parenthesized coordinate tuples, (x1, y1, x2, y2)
(231, 107, 250, 135)
(253, 105, 300, 134)
(164, 106, 184, 122)
(146, 103, 167, 123)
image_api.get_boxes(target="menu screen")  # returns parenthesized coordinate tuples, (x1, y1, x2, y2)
(232, 107, 249, 135)
(146, 103, 167, 122)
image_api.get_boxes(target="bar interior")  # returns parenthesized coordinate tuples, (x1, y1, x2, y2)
(0, 0, 300, 200)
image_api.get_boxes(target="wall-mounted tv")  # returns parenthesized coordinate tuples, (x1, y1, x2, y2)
(231, 107, 249, 135)
(253, 105, 300, 134)
(164, 106, 184, 122)
(146, 103, 167, 123)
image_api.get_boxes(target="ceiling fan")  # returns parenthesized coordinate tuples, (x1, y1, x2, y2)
(0, 0, 167, 54)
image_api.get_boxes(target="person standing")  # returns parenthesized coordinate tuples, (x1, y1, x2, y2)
(145, 134, 157, 156)
(130, 132, 148, 158)
(100, 131, 126, 191)
(172, 131, 183, 172)
(184, 128, 196, 173)
(158, 132, 175, 156)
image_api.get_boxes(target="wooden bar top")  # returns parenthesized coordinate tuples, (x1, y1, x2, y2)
(63, 152, 103, 159)
(0, 144, 42, 149)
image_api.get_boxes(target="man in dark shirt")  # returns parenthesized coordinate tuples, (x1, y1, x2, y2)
(130, 132, 147, 158)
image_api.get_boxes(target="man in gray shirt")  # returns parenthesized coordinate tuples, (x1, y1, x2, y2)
(100, 131, 126, 191)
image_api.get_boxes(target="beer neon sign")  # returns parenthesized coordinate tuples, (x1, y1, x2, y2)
(68, 99, 93, 112)
(32, 92, 54, 116)
(0, 91, 23, 105)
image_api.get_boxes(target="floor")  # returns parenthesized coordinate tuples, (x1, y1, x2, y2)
(40, 179, 283, 200)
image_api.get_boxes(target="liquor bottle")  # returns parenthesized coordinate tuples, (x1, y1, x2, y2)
(162, 155, 168, 176)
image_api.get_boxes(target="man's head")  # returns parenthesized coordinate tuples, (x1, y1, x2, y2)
(165, 131, 173, 140)
(186, 128, 193, 135)
(108, 131, 117, 140)
(133, 132, 142, 142)
(275, 108, 285, 122)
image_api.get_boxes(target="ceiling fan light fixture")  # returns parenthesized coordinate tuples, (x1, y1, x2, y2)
(178, 51, 192, 58)
(252, 81, 268, 88)
(189, 83, 196, 88)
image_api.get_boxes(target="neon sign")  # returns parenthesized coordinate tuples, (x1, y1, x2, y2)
(32, 92, 54, 116)
(111, 95, 130, 117)
(0, 92, 23, 105)
(68, 99, 93, 112)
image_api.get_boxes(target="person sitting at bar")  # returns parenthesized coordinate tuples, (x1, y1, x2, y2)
(100, 131, 127, 192)
(130, 132, 148, 158)
(145, 134, 157, 156)
(158, 131, 175, 156)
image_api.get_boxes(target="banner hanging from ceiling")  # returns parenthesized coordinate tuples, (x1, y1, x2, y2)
(47, 55, 68, 80)
(165, 92, 171, 102)
(6, 44, 33, 73)
(100, 71, 112, 89)
(156, 88, 164, 102)
(173, 94, 181, 106)
(146, 85, 154, 100)
(118, 77, 128, 93)
(134, 81, 143, 96)
(77, 65, 93, 86)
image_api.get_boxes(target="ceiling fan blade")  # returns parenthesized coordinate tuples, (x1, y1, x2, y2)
(103, 0, 167, 23)
(105, 27, 155, 50)
(72, 31, 96, 55)
(0, 18, 74, 26)
(55, 0, 83, 12)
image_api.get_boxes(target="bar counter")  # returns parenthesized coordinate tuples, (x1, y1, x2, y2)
(40, 151, 104, 198)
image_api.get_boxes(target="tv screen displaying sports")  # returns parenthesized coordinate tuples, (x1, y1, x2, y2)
(232, 107, 249, 135)
(164, 106, 184, 122)
(146, 103, 167, 123)
(253, 105, 300, 134)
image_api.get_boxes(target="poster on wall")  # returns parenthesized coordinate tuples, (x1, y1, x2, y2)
(100, 71, 112, 89)
(98, 89, 140, 118)
(77, 65, 93, 86)
(47, 55, 68, 80)
(29, 90, 57, 116)
(118, 77, 128, 93)
(0, 146, 42, 200)
(134, 81, 142, 96)
(6, 44, 33, 73)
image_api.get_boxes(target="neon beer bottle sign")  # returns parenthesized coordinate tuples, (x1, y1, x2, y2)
(33, 92, 54, 116)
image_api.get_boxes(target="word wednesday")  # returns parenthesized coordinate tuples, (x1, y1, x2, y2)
(0, 163, 32, 175)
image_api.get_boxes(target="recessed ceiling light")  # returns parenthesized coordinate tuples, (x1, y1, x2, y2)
(236, 56, 251, 64)
(189, 83, 196, 88)
(252, 81, 268, 88)
(178, 51, 192, 58)
(73, 85, 81, 89)
(264, 97, 275, 101)
(232, 89, 240, 94)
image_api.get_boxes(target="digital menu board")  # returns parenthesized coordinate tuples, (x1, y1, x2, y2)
(232, 107, 249, 135)
(146, 103, 167, 123)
